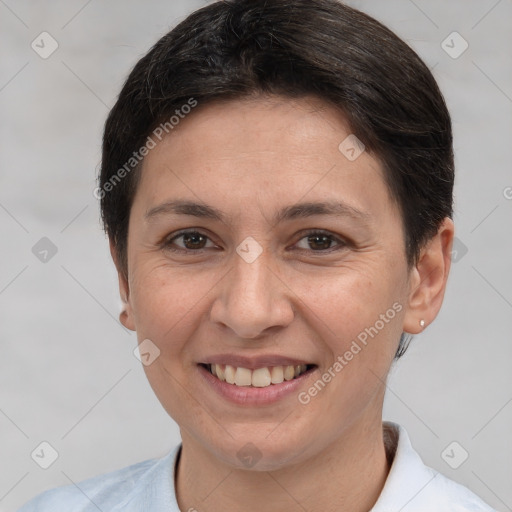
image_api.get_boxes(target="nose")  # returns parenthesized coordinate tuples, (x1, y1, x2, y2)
(209, 248, 295, 340)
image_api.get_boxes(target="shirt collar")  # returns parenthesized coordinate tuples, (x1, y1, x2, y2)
(370, 421, 439, 511)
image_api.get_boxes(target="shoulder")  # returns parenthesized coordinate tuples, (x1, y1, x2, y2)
(17, 445, 181, 512)
(372, 422, 497, 512)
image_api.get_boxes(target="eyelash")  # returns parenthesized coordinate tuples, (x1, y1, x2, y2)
(161, 229, 348, 254)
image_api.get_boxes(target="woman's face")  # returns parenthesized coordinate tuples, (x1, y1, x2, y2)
(119, 96, 428, 469)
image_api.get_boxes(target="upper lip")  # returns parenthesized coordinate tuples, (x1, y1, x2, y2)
(200, 354, 314, 370)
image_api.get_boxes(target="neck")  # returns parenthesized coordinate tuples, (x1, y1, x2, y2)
(176, 418, 391, 512)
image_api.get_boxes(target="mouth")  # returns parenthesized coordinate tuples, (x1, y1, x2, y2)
(199, 363, 316, 388)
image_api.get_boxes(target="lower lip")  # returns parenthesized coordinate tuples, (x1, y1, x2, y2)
(198, 365, 316, 406)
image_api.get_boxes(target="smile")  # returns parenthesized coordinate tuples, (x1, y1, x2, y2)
(202, 363, 314, 388)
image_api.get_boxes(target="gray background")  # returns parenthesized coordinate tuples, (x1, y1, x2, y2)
(0, 1, 511, 511)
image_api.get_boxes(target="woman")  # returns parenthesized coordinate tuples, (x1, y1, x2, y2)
(18, 0, 497, 510)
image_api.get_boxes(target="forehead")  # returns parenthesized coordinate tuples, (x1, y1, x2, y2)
(134, 95, 395, 222)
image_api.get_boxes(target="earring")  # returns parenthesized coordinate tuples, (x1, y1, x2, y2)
(419, 319, 425, 328)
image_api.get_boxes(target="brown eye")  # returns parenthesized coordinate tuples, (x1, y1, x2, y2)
(180, 232, 207, 250)
(164, 231, 215, 252)
(295, 230, 346, 252)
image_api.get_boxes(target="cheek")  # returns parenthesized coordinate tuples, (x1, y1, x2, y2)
(304, 264, 396, 330)
(129, 261, 214, 347)
(301, 271, 404, 410)
(129, 263, 214, 419)
(301, 263, 406, 382)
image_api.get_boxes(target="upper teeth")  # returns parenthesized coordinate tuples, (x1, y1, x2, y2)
(209, 364, 308, 387)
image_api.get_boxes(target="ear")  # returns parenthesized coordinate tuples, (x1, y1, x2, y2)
(403, 217, 454, 334)
(109, 239, 136, 331)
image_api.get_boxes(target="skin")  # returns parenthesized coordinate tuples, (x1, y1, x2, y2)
(112, 95, 454, 512)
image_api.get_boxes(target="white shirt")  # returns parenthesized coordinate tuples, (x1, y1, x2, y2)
(17, 422, 496, 511)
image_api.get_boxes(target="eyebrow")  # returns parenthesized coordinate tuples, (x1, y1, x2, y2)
(145, 199, 371, 225)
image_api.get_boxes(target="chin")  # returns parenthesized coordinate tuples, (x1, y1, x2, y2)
(203, 430, 313, 472)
